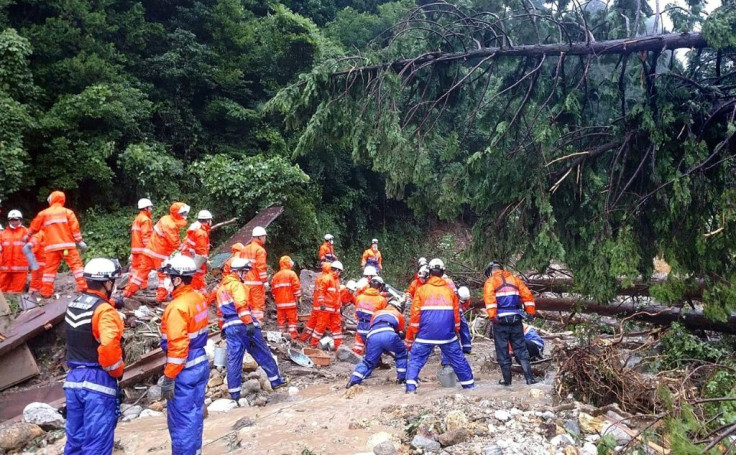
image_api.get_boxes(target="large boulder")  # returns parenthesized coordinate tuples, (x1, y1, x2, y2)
(22, 402, 65, 430)
(208, 399, 238, 413)
(0, 422, 44, 451)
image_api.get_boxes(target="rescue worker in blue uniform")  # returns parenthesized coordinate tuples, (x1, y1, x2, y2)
(509, 324, 545, 362)
(159, 255, 210, 455)
(346, 280, 408, 388)
(405, 258, 474, 393)
(216, 257, 287, 400)
(440, 283, 473, 366)
(63, 258, 125, 455)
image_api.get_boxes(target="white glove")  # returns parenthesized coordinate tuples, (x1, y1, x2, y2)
(264, 282, 271, 292)
(77, 241, 89, 252)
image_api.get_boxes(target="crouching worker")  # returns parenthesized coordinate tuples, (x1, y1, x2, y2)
(217, 257, 287, 400)
(63, 258, 125, 455)
(347, 297, 408, 388)
(159, 255, 209, 455)
(509, 323, 545, 362)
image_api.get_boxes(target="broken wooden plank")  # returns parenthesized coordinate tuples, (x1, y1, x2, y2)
(0, 292, 41, 391)
(210, 206, 284, 270)
(0, 382, 65, 423)
(0, 297, 71, 358)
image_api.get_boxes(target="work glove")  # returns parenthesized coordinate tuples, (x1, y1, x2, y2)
(112, 296, 126, 310)
(77, 241, 88, 252)
(264, 282, 271, 292)
(245, 323, 255, 337)
(398, 331, 406, 340)
(161, 376, 175, 400)
(221, 328, 227, 340)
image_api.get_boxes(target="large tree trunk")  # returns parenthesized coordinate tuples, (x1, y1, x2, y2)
(525, 277, 704, 298)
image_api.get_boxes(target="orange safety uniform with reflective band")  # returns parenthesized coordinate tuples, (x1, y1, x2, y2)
(215, 274, 254, 330)
(483, 270, 535, 319)
(340, 286, 355, 307)
(130, 210, 152, 288)
(27, 231, 47, 293)
(183, 222, 210, 291)
(125, 202, 187, 302)
(310, 271, 343, 349)
(271, 256, 301, 339)
(407, 275, 423, 298)
(28, 191, 86, 296)
(241, 239, 267, 322)
(318, 241, 336, 262)
(352, 287, 387, 355)
(222, 243, 244, 276)
(299, 262, 331, 342)
(161, 285, 209, 379)
(0, 224, 29, 292)
(361, 248, 382, 269)
(88, 289, 126, 377)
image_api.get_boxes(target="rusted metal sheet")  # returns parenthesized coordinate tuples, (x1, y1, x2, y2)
(0, 345, 40, 392)
(0, 297, 71, 358)
(210, 205, 284, 270)
(0, 382, 64, 423)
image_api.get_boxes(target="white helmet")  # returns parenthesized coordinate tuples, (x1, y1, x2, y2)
(417, 257, 427, 268)
(458, 286, 470, 301)
(371, 238, 378, 244)
(7, 210, 22, 220)
(252, 226, 267, 237)
(197, 210, 213, 220)
(83, 258, 122, 281)
(417, 265, 429, 280)
(346, 280, 358, 292)
(160, 254, 197, 277)
(178, 204, 191, 217)
(330, 260, 344, 271)
(137, 198, 153, 209)
(428, 258, 445, 272)
(230, 257, 253, 272)
(324, 234, 334, 241)
(363, 265, 378, 277)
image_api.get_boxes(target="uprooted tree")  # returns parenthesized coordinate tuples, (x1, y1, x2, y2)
(267, 0, 736, 320)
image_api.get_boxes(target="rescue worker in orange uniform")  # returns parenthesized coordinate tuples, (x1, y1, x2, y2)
(182, 210, 213, 292)
(352, 276, 388, 355)
(217, 258, 287, 400)
(405, 259, 474, 393)
(319, 234, 337, 265)
(158, 255, 209, 455)
(124, 202, 190, 302)
(341, 280, 357, 308)
(209, 242, 245, 308)
(63, 258, 125, 454)
(484, 261, 537, 386)
(309, 261, 344, 349)
(241, 226, 268, 322)
(27, 191, 88, 297)
(406, 265, 429, 300)
(356, 265, 378, 296)
(130, 198, 154, 289)
(271, 256, 302, 340)
(0, 210, 29, 292)
(361, 239, 383, 273)
(299, 261, 332, 342)
(24, 230, 46, 294)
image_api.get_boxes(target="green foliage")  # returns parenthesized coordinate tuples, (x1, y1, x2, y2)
(118, 142, 184, 201)
(660, 323, 731, 368)
(702, 3, 736, 49)
(596, 434, 617, 454)
(82, 207, 135, 262)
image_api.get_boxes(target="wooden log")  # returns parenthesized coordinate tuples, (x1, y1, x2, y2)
(524, 277, 704, 298)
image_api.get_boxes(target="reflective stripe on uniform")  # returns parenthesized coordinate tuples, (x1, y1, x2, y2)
(185, 354, 208, 369)
(63, 380, 116, 396)
(366, 327, 394, 338)
(414, 336, 457, 344)
(103, 359, 123, 372)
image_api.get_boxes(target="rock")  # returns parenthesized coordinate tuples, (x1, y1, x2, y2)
(581, 442, 598, 455)
(344, 384, 365, 399)
(121, 405, 142, 418)
(367, 431, 393, 449)
(254, 367, 273, 392)
(493, 410, 511, 422)
(242, 352, 258, 372)
(438, 429, 467, 447)
(541, 411, 555, 420)
(411, 435, 441, 452)
(139, 409, 163, 418)
(578, 412, 605, 434)
(564, 419, 581, 436)
(207, 374, 223, 388)
(208, 399, 238, 413)
(336, 346, 362, 364)
(528, 388, 545, 398)
(0, 422, 44, 451)
(564, 447, 579, 455)
(251, 396, 268, 407)
(205, 398, 213, 406)
(372, 440, 398, 455)
(148, 401, 165, 412)
(288, 386, 299, 396)
(444, 410, 469, 432)
(22, 403, 65, 430)
(601, 422, 632, 444)
(483, 446, 503, 455)
(242, 379, 261, 395)
(147, 385, 162, 402)
(550, 434, 575, 447)
(479, 400, 492, 408)
(238, 398, 249, 408)
(509, 408, 522, 416)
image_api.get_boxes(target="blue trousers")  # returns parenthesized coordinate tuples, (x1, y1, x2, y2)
(441, 313, 472, 365)
(167, 353, 208, 455)
(64, 368, 118, 455)
(406, 340, 474, 392)
(225, 324, 284, 399)
(350, 330, 407, 384)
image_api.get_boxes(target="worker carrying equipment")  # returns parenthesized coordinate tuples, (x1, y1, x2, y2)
(240, 226, 268, 322)
(483, 260, 537, 386)
(27, 191, 88, 297)
(124, 202, 189, 302)
(351, 276, 388, 356)
(159, 254, 210, 455)
(270, 256, 302, 340)
(404, 258, 474, 394)
(347, 300, 408, 388)
(63, 258, 124, 454)
(216, 257, 287, 400)
(0, 210, 29, 292)
(361, 239, 382, 273)
(130, 198, 154, 290)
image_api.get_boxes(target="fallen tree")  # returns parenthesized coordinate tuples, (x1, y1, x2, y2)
(524, 277, 705, 299)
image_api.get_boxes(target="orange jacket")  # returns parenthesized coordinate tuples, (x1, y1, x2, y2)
(340, 286, 355, 307)
(183, 221, 210, 257)
(361, 248, 382, 269)
(161, 285, 209, 378)
(271, 256, 301, 309)
(355, 288, 387, 320)
(222, 242, 245, 275)
(28, 191, 83, 252)
(131, 210, 153, 255)
(483, 270, 535, 319)
(370, 306, 406, 332)
(27, 231, 47, 265)
(0, 224, 29, 272)
(406, 276, 423, 298)
(216, 274, 254, 326)
(318, 241, 336, 262)
(314, 271, 340, 311)
(242, 239, 267, 283)
(145, 202, 188, 260)
(406, 276, 460, 343)
(88, 289, 125, 378)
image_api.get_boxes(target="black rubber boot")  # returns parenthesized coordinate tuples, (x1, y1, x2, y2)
(520, 360, 538, 385)
(498, 365, 512, 386)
